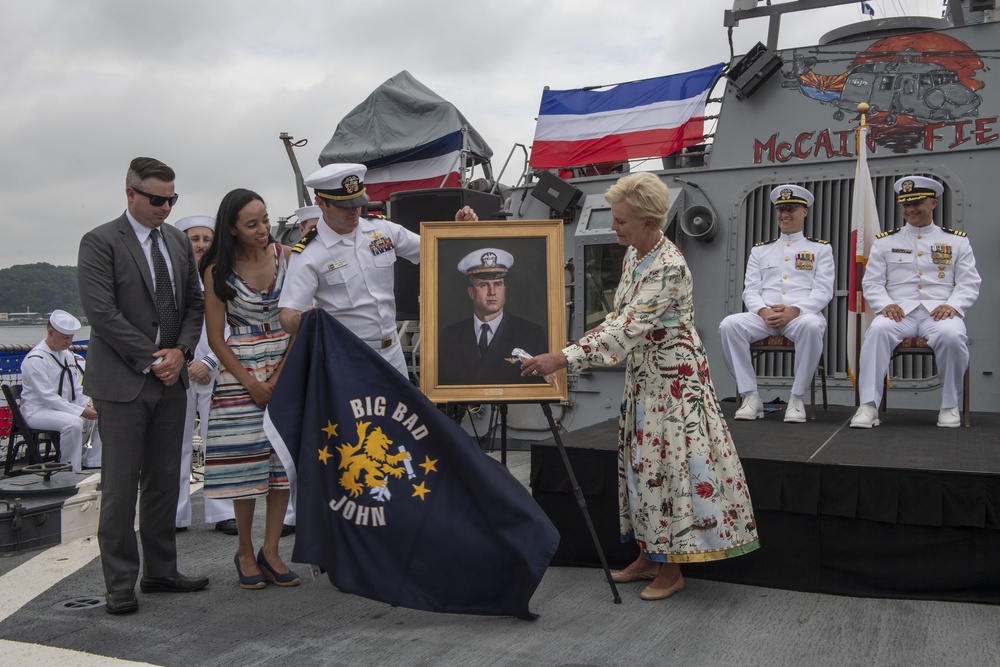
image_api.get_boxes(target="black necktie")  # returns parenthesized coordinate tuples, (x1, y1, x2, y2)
(478, 323, 490, 358)
(150, 228, 179, 349)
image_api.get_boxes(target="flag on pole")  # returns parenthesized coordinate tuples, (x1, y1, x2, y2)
(848, 123, 880, 387)
(264, 310, 559, 619)
(529, 63, 724, 169)
(861, 2, 875, 17)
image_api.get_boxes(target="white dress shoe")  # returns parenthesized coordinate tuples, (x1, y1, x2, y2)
(735, 394, 764, 420)
(784, 397, 807, 423)
(850, 404, 880, 428)
(937, 407, 961, 428)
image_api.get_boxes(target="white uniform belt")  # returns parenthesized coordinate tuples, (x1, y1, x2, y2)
(362, 334, 396, 350)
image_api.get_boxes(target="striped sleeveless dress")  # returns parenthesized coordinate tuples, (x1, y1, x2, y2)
(204, 244, 291, 500)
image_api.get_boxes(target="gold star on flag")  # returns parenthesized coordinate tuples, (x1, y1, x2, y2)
(322, 421, 338, 438)
(419, 456, 438, 475)
(411, 481, 431, 500)
(318, 446, 333, 465)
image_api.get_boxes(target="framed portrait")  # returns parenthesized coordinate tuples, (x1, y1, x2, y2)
(420, 219, 567, 403)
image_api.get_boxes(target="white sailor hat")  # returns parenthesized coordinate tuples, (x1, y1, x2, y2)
(295, 205, 321, 222)
(894, 175, 944, 203)
(458, 248, 514, 280)
(304, 163, 370, 209)
(769, 184, 814, 208)
(49, 309, 81, 335)
(174, 215, 215, 232)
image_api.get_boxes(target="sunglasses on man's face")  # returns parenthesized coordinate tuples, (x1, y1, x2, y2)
(131, 187, 179, 207)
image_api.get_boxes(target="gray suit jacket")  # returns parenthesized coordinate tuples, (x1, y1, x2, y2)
(78, 213, 204, 402)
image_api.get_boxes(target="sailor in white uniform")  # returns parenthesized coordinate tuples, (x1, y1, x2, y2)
(850, 175, 980, 429)
(19, 309, 101, 471)
(719, 184, 835, 423)
(278, 163, 478, 376)
(172, 215, 237, 532)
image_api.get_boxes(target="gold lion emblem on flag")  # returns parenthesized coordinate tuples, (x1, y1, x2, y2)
(336, 420, 412, 498)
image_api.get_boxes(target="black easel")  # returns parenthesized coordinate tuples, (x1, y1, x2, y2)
(485, 401, 622, 604)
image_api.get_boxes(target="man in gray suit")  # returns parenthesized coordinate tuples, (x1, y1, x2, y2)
(78, 157, 209, 614)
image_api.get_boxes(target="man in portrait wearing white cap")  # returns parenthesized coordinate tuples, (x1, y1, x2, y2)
(850, 175, 980, 429)
(438, 248, 548, 385)
(719, 184, 835, 423)
(278, 163, 478, 376)
(19, 309, 101, 471)
(171, 216, 237, 534)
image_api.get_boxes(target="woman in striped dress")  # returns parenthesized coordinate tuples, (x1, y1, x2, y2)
(202, 188, 299, 589)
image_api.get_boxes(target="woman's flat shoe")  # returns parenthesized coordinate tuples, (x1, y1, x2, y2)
(234, 554, 266, 590)
(640, 574, 686, 600)
(256, 548, 301, 587)
(611, 567, 659, 583)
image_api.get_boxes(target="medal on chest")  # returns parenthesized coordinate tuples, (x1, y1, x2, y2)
(794, 252, 814, 270)
(368, 231, 395, 256)
(931, 243, 952, 266)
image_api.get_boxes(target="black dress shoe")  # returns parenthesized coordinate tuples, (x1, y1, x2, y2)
(175, 526, 188, 533)
(105, 590, 138, 615)
(281, 524, 295, 537)
(215, 519, 238, 535)
(139, 573, 209, 593)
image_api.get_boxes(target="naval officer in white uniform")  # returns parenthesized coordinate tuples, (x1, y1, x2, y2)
(278, 163, 478, 376)
(172, 215, 238, 533)
(719, 184, 835, 423)
(20, 309, 102, 471)
(850, 175, 980, 429)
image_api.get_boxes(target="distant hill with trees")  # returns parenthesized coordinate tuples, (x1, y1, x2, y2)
(0, 263, 82, 317)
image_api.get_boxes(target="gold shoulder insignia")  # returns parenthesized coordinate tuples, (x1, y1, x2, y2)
(292, 228, 318, 254)
(876, 228, 902, 239)
(808, 237, 830, 244)
(942, 227, 967, 237)
(754, 238, 778, 247)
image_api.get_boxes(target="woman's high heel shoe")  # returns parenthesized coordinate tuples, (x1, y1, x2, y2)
(235, 553, 266, 590)
(256, 548, 301, 587)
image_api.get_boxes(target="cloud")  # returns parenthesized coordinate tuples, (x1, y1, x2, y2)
(0, 0, 935, 268)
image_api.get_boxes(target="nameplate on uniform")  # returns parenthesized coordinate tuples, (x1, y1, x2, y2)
(931, 244, 952, 265)
(794, 252, 814, 270)
(891, 248, 912, 254)
(327, 259, 349, 271)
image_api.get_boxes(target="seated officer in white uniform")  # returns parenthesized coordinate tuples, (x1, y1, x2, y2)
(719, 184, 835, 423)
(278, 163, 478, 376)
(172, 215, 238, 533)
(850, 175, 980, 429)
(20, 309, 101, 471)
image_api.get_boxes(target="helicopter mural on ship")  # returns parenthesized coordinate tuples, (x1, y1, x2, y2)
(783, 32, 993, 151)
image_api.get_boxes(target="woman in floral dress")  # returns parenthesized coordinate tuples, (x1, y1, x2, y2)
(521, 172, 759, 601)
(202, 188, 299, 589)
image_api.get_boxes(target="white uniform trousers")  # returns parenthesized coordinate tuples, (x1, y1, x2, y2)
(857, 308, 968, 409)
(21, 407, 101, 472)
(177, 382, 234, 527)
(719, 311, 827, 397)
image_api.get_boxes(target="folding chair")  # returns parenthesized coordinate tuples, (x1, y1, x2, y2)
(1, 383, 62, 476)
(749, 336, 828, 419)
(880, 338, 972, 427)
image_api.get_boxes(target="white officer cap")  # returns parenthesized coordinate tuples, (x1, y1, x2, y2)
(458, 248, 514, 280)
(174, 215, 215, 232)
(894, 175, 944, 203)
(295, 205, 321, 222)
(769, 184, 814, 208)
(304, 163, 370, 209)
(49, 309, 81, 335)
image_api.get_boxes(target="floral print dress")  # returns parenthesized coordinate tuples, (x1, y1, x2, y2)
(562, 238, 759, 563)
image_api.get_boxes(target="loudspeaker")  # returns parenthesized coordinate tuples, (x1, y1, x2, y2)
(726, 41, 783, 100)
(530, 171, 583, 214)
(388, 188, 503, 321)
(679, 205, 718, 242)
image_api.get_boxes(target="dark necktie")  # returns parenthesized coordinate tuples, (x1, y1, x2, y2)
(150, 228, 179, 349)
(478, 323, 490, 358)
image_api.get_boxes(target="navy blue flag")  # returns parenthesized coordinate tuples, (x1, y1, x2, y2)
(861, 1, 875, 17)
(264, 310, 559, 619)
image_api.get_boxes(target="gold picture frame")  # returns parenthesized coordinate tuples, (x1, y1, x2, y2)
(420, 219, 567, 403)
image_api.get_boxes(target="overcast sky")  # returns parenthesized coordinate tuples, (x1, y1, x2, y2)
(0, 0, 941, 270)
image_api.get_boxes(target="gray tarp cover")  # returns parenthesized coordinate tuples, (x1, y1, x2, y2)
(319, 70, 492, 166)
